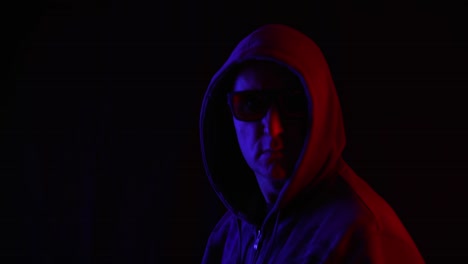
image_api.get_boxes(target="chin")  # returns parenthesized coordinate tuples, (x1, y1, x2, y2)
(268, 165, 288, 181)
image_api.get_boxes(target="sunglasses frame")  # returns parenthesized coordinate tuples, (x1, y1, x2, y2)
(227, 89, 308, 122)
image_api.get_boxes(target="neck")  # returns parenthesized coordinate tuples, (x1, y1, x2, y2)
(255, 175, 286, 206)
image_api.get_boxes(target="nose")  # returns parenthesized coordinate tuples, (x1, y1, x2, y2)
(262, 105, 284, 137)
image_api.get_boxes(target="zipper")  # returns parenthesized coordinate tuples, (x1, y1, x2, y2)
(253, 229, 262, 250)
(252, 209, 277, 262)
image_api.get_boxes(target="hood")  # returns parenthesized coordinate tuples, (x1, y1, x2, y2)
(200, 24, 346, 224)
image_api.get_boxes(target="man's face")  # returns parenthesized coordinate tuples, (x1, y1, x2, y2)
(230, 61, 309, 183)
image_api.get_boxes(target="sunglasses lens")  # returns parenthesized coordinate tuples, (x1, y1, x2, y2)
(228, 90, 308, 121)
(229, 91, 270, 121)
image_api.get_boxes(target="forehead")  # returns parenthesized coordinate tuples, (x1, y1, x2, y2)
(232, 61, 300, 92)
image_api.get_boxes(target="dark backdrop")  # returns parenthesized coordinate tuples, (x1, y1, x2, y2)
(4, 0, 467, 263)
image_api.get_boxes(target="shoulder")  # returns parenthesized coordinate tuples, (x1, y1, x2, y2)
(202, 211, 245, 264)
(206, 211, 238, 242)
(336, 167, 409, 233)
(273, 180, 424, 263)
(321, 172, 425, 263)
(292, 172, 409, 243)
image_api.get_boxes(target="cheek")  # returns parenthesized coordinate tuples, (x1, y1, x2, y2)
(233, 120, 261, 156)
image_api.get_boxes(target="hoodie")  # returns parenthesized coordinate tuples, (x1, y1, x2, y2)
(199, 24, 425, 264)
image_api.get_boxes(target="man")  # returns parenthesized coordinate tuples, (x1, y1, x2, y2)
(199, 24, 425, 263)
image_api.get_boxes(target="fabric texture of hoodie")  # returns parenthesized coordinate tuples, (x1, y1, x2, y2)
(199, 24, 425, 264)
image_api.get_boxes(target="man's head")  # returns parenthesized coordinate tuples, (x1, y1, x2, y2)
(201, 24, 345, 214)
(227, 60, 309, 203)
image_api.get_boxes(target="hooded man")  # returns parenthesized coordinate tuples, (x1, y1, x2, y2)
(199, 24, 425, 263)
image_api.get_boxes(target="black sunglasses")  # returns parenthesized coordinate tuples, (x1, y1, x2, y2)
(227, 89, 308, 122)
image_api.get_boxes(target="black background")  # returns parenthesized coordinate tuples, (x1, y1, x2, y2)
(3, 0, 468, 263)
